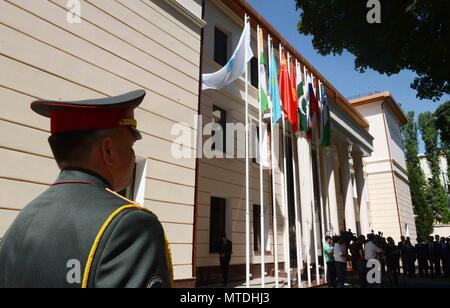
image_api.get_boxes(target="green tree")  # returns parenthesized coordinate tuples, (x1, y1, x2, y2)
(403, 112, 433, 240)
(435, 101, 450, 185)
(418, 112, 450, 223)
(435, 101, 450, 145)
(295, 0, 450, 101)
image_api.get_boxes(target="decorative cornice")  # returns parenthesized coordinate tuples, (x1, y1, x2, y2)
(367, 170, 410, 185)
(350, 91, 408, 126)
(364, 159, 409, 177)
(330, 103, 374, 157)
(163, 0, 207, 28)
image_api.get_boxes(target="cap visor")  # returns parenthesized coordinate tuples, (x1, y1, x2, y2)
(130, 127, 142, 141)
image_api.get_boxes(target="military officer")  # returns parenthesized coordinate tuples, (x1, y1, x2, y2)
(0, 90, 173, 288)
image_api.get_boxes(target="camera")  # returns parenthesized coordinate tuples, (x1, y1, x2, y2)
(368, 230, 385, 247)
(339, 229, 356, 247)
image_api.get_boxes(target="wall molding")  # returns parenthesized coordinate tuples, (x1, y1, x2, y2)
(365, 159, 409, 178)
(162, 0, 207, 28)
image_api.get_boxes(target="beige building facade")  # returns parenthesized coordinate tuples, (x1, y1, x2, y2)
(195, 0, 377, 286)
(0, 0, 204, 287)
(0, 0, 418, 288)
(351, 92, 417, 242)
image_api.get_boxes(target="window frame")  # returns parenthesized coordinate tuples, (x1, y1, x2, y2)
(250, 57, 259, 88)
(212, 105, 227, 154)
(209, 197, 227, 253)
(214, 27, 228, 67)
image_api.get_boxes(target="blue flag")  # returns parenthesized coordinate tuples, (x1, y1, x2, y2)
(268, 45, 282, 124)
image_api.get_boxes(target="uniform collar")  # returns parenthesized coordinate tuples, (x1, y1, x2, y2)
(55, 169, 112, 189)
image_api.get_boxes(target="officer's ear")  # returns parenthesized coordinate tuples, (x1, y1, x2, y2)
(101, 136, 115, 166)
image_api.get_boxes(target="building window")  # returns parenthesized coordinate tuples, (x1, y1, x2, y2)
(209, 197, 226, 253)
(212, 105, 227, 153)
(118, 157, 147, 204)
(253, 204, 261, 252)
(214, 27, 228, 66)
(252, 123, 259, 165)
(250, 57, 259, 88)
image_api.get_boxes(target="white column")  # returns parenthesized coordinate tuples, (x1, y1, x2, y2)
(297, 132, 313, 286)
(338, 141, 357, 234)
(291, 133, 302, 286)
(353, 152, 370, 236)
(325, 147, 340, 236)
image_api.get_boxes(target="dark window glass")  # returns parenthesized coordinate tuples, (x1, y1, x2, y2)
(214, 27, 228, 66)
(253, 204, 261, 252)
(212, 105, 227, 153)
(252, 123, 260, 165)
(209, 197, 226, 253)
(250, 57, 259, 88)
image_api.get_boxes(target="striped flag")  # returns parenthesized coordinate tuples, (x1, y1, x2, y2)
(279, 51, 298, 130)
(297, 64, 310, 134)
(320, 84, 331, 147)
(259, 29, 269, 113)
(289, 56, 299, 132)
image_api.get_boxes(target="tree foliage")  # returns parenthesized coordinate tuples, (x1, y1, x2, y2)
(295, 0, 450, 101)
(435, 101, 450, 146)
(418, 112, 450, 223)
(435, 101, 450, 185)
(403, 112, 433, 240)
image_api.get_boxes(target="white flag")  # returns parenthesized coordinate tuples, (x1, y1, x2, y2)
(202, 22, 254, 90)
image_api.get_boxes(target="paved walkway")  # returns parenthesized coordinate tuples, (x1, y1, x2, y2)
(201, 276, 326, 288)
(200, 274, 450, 288)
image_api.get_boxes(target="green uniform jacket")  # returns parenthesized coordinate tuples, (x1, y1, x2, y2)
(0, 170, 172, 288)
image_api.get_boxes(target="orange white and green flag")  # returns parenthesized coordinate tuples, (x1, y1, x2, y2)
(258, 29, 269, 113)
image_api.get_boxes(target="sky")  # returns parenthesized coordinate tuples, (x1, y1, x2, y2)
(247, 0, 449, 153)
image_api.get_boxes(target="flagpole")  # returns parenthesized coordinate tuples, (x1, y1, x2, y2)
(279, 43, 291, 288)
(316, 80, 328, 283)
(302, 65, 312, 287)
(268, 35, 279, 288)
(288, 54, 302, 287)
(310, 76, 320, 286)
(244, 14, 251, 289)
(257, 25, 266, 288)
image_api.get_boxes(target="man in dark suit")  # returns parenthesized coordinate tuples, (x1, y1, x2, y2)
(416, 238, 429, 277)
(445, 238, 450, 278)
(440, 237, 450, 278)
(218, 234, 233, 287)
(398, 236, 406, 275)
(427, 235, 442, 277)
(433, 235, 443, 276)
(0, 90, 173, 288)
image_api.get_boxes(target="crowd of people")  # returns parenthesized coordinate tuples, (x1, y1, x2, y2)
(323, 232, 450, 288)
